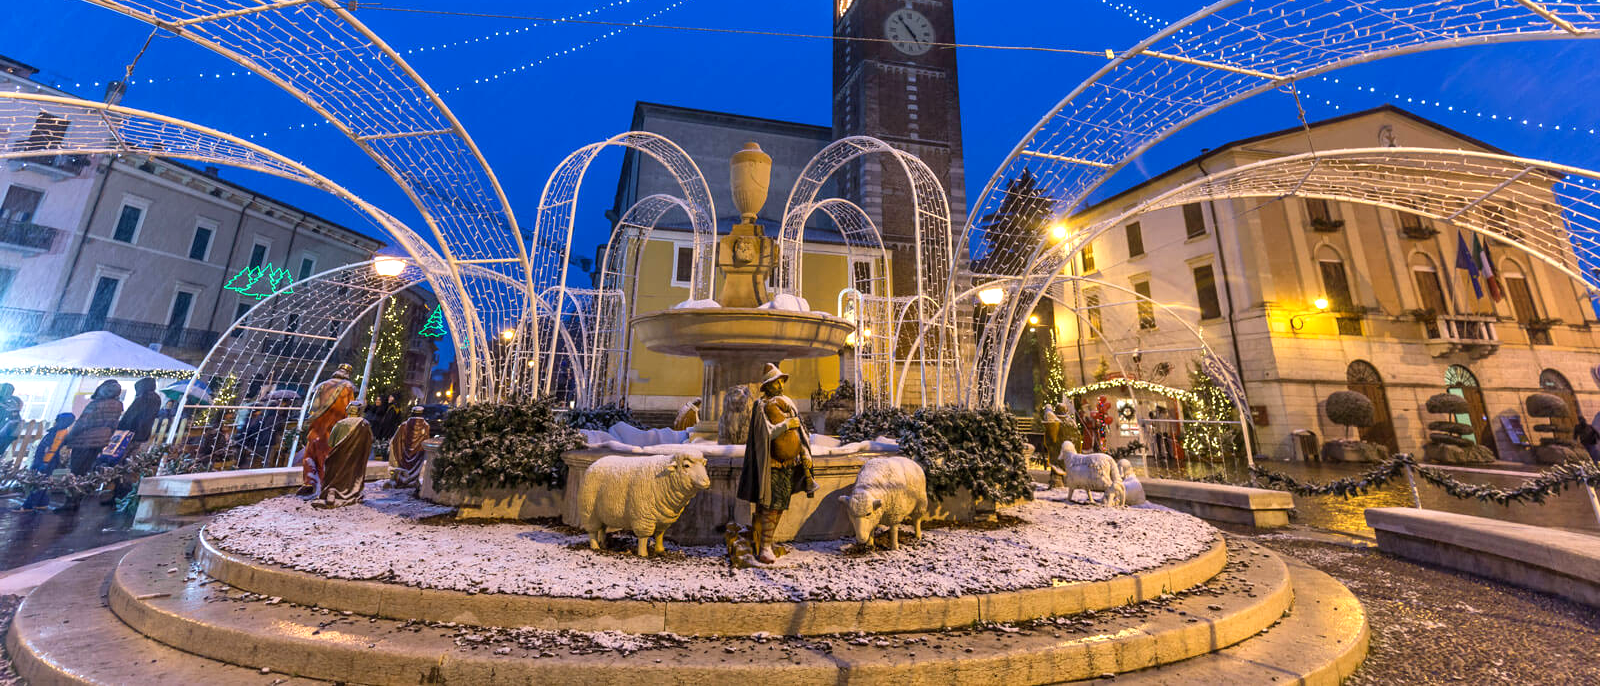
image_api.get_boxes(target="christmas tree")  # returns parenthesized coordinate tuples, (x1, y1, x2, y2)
(418, 306, 447, 338)
(224, 265, 266, 296)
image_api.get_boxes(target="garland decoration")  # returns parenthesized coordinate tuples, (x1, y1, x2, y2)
(1246, 453, 1600, 506)
(0, 366, 196, 380)
(1061, 378, 1199, 405)
(0, 447, 165, 497)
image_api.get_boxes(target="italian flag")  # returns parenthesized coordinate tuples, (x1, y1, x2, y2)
(1472, 234, 1504, 301)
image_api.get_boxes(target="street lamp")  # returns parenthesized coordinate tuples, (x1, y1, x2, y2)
(1048, 222, 1067, 242)
(501, 328, 516, 342)
(1290, 297, 1332, 332)
(373, 255, 406, 277)
(978, 287, 1006, 306)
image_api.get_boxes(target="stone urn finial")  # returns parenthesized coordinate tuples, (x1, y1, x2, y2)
(730, 142, 772, 223)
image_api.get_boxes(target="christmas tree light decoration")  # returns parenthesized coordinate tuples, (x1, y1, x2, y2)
(225, 263, 296, 300)
(419, 306, 447, 338)
(223, 265, 266, 296)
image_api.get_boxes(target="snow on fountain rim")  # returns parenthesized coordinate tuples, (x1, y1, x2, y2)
(205, 485, 1216, 603)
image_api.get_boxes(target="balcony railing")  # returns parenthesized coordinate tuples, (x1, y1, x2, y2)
(1421, 313, 1499, 358)
(6, 153, 91, 179)
(45, 313, 220, 351)
(0, 217, 59, 253)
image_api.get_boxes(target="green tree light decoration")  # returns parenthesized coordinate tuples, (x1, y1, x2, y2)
(418, 306, 447, 339)
(224, 263, 295, 300)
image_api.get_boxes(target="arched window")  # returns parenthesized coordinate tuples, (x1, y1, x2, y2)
(1410, 253, 1449, 338)
(1345, 360, 1396, 452)
(1540, 368, 1581, 425)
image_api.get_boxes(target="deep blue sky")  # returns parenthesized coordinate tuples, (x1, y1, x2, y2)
(6, 0, 1600, 365)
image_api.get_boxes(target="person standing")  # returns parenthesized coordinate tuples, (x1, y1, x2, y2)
(18, 413, 73, 511)
(373, 394, 404, 441)
(56, 380, 122, 512)
(0, 396, 21, 458)
(298, 365, 355, 497)
(104, 378, 161, 503)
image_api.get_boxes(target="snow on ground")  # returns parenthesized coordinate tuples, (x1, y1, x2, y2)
(206, 486, 1216, 603)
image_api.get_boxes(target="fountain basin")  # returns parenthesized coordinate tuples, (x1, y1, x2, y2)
(631, 307, 854, 360)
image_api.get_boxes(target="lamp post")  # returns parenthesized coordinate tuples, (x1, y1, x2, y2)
(360, 256, 407, 401)
(1289, 297, 1332, 332)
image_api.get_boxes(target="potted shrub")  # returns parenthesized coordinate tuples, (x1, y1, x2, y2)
(1421, 393, 1494, 464)
(1525, 392, 1584, 464)
(1319, 391, 1385, 462)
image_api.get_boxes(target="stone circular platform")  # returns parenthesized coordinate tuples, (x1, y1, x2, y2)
(199, 485, 1222, 636)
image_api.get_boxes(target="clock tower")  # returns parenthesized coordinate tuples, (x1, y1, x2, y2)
(833, 0, 967, 297)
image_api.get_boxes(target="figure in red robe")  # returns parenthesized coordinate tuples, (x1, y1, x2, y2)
(297, 364, 355, 498)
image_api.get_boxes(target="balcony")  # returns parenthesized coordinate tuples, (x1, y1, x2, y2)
(0, 217, 59, 254)
(1420, 313, 1499, 358)
(6, 153, 91, 180)
(46, 313, 220, 351)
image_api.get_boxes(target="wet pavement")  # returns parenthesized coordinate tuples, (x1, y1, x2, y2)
(0, 496, 153, 573)
(1149, 458, 1600, 537)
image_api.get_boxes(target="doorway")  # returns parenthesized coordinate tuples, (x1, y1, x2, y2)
(1346, 360, 1397, 453)
(1446, 364, 1498, 458)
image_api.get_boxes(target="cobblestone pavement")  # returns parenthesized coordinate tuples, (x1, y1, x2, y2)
(1256, 534, 1600, 685)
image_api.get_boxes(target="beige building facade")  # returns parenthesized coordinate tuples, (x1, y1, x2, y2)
(1056, 106, 1600, 463)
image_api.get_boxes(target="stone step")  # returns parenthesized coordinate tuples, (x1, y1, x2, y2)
(1069, 557, 1370, 685)
(192, 528, 1229, 636)
(5, 547, 327, 686)
(101, 530, 1297, 685)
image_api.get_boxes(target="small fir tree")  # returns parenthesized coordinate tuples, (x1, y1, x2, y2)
(418, 306, 447, 338)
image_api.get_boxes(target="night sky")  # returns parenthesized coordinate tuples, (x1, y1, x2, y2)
(5, 0, 1599, 363)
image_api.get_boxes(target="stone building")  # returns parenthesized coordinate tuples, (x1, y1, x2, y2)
(597, 0, 968, 413)
(0, 53, 383, 366)
(1056, 105, 1600, 463)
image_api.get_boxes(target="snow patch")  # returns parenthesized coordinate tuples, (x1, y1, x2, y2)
(758, 293, 810, 312)
(671, 299, 720, 309)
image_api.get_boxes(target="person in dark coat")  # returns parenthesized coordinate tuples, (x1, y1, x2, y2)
(103, 378, 161, 502)
(57, 379, 123, 511)
(19, 413, 74, 511)
(0, 396, 21, 458)
(370, 394, 404, 441)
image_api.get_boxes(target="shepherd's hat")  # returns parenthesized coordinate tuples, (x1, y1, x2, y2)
(758, 363, 788, 388)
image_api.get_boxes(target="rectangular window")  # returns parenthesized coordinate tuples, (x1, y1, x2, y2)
(1125, 221, 1144, 258)
(0, 267, 15, 303)
(234, 302, 252, 321)
(87, 276, 121, 323)
(298, 256, 316, 280)
(1398, 211, 1427, 232)
(1192, 264, 1222, 320)
(851, 258, 874, 294)
(2, 185, 44, 221)
(1080, 241, 1096, 273)
(1413, 267, 1448, 339)
(1305, 198, 1338, 230)
(112, 204, 143, 243)
(1182, 203, 1206, 238)
(249, 241, 269, 269)
(1318, 259, 1354, 312)
(188, 226, 213, 261)
(1084, 290, 1101, 339)
(1133, 280, 1155, 330)
(19, 112, 67, 151)
(1506, 275, 1539, 325)
(672, 244, 693, 287)
(167, 290, 195, 329)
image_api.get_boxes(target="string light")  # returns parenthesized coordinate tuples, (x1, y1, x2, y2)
(1062, 378, 1199, 405)
(0, 366, 196, 380)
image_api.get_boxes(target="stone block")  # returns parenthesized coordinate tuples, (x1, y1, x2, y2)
(1142, 478, 1294, 529)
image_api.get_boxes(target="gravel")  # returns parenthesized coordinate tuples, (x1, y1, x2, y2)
(205, 485, 1216, 603)
(1257, 535, 1600, 685)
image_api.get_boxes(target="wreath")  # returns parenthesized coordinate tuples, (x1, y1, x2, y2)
(1117, 404, 1136, 421)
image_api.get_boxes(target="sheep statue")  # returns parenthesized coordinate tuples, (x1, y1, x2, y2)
(578, 452, 712, 557)
(1118, 458, 1146, 506)
(1051, 441, 1126, 507)
(839, 455, 929, 550)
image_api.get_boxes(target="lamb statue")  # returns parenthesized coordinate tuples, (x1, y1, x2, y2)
(1119, 458, 1146, 506)
(839, 455, 929, 550)
(578, 452, 712, 557)
(1051, 441, 1126, 507)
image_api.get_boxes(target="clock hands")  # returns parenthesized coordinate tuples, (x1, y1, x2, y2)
(898, 16, 928, 44)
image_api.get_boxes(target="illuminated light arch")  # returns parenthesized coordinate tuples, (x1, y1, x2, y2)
(72, 0, 529, 400)
(965, 0, 1600, 270)
(784, 198, 894, 409)
(778, 136, 959, 405)
(0, 90, 493, 396)
(982, 146, 1600, 409)
(531, 132, 716, 396)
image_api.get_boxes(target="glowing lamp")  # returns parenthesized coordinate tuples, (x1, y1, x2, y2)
(861, 327, 872, 338)
(1029, 314, 1040, 325)
(1048, 223, 1067, 242)
(1313, 297, 1330, 311)
(500, 329, 515, 341)
(373, 255, 406, 277)
(978, 287, 1006, 306)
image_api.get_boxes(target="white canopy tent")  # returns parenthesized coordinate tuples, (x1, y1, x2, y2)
(0, 331, 197, 421)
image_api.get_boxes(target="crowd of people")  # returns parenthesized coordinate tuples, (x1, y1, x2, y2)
(1, 378, 163, 512)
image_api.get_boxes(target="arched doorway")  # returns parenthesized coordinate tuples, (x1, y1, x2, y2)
(1446, 365, 1498, 459)
(1346, 360, 1397, 453)
(1539, 369, 1581, 429)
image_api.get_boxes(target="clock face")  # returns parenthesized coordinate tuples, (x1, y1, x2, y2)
(884, 8, 934, 56)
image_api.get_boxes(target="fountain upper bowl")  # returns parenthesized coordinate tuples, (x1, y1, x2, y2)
(631, 307, 854, 360)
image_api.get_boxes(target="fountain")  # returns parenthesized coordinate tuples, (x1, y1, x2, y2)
(629, 142, 855, 440)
